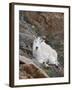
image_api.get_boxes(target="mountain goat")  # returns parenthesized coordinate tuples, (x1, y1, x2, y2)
(33, 36, 59, 67)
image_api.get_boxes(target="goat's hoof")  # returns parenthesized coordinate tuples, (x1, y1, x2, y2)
(45, 65, 50, 68)
(55, 65, 58, 68)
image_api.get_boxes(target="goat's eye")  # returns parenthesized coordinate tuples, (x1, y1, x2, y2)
(36, 47, 38, 50)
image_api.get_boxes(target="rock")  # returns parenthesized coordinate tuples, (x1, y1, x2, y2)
(19, 49, 25, 56)
(19, 63, 49, 79)
(19, 55, 49, 78)
(19, 64, 33, 79)
(19, 55, 33, 64)
(19, 32, 33, 50)
(44, 64, 64, 77)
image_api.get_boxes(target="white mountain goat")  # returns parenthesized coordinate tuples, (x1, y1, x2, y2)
(33, 36, 59, 67)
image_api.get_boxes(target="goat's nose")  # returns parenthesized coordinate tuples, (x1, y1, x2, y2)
(36, 47, 38, 50)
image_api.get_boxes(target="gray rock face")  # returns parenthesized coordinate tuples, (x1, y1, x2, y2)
(19, 32, 33, 50)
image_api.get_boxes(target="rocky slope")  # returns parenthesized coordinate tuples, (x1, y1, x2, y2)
(19, 11, 64, 79)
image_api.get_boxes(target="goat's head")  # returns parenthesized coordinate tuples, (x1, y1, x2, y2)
(33, 36, 45, 50)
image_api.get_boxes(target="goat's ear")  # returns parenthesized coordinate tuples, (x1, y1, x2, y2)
(41, 39, 45, 42)
(40, 39, 45, 43)
(43, 40, 45, 42)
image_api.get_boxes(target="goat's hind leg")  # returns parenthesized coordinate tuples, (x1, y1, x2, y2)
(43, 62, 49, 68)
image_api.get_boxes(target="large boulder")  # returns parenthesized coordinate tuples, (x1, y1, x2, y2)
(19, 55, 49, 79)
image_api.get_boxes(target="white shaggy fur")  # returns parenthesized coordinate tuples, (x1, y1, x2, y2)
(33, 37, 59, 67)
